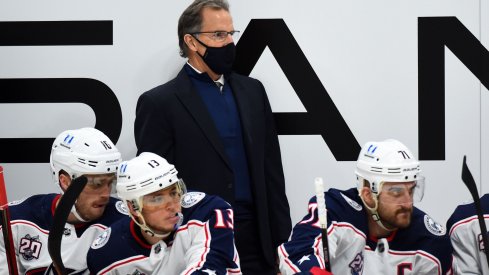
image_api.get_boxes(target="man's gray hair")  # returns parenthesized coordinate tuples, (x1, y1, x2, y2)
(178, 0, 230, 58)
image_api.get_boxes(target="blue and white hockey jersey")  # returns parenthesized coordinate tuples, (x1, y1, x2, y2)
(0, 193, 128, 275)
(87, 192, 241, 275)
(446, 193, 489, 274)
(278, 188, 452, 275)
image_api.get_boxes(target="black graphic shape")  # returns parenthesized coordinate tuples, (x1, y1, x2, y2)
(418, 17, 489, 160)
(0, 21, 112, 46)
(234, 19, 360, 161)
(1, 20, 117, 163)
(0, 78, 122, 163)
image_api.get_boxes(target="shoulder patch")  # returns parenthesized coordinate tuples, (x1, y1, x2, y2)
(115, 201, 129, 215)
(424, 215, 446, 236)
(91, 228, 111, 249)
(181, 192, 206, 208)
(341, 193, 363, 211)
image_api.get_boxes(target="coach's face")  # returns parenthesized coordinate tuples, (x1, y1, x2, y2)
(184, 7, 235, 78)
(197, 7, 235, 47)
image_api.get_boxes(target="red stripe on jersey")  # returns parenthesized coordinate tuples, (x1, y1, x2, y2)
(178, 221, 211, 275)
(90, 223, 108, 230)
(369, 229, 397, 242)
(176, 220, 206, 232)
(50, 194, 61, 216)
(278, 244, 300, 273)
(314, 234, 326, 269)
(11, 220, 49, 235)
(331, 222, 367, 239)
(449, 215, 489, 236)
(99, 255, 147, 274)
(129, 220, 151, 249)
(25, 266, 48, 274)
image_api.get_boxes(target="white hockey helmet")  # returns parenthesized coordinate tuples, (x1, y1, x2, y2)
(50, 128, 121, 185)
(355, 139, 424, 201)
(116, 152, 186, 211)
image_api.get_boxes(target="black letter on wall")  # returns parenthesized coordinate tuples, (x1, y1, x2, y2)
(0, 21, 121, 163)
(234, 19, 360, 161)
(418, 17, 489, 160)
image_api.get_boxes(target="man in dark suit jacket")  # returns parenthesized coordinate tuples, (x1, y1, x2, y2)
(134, 0, 292, 274)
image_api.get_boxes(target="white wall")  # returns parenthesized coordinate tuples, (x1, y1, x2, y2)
(1, 0, 487, 226)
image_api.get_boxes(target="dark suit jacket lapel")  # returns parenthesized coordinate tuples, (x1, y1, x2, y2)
(174, 68, 232, 170)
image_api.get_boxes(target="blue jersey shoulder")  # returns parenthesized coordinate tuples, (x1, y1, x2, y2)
(8, 193, 58, 231)
(291, 188, 367, 241)
(446, 194, 489, 231)
(87, 217, 150, 274)
(323, 188, 367, 230)
(180, 191, 230, 224)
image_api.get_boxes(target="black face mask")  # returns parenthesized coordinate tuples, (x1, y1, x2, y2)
(194, 37, 236, 75)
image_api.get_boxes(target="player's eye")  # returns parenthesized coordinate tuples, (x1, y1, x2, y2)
(147, 195, 164, 204)
(387, 186, 403, 196)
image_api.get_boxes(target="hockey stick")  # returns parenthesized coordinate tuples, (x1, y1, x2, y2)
(0, 166, 19, 274)
(461, 156, 489, 267)
(314, 177, 331, 272)
(48, 175, 87, 275)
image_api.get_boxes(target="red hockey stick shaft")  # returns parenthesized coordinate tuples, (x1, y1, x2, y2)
(0, 167, 8, 206)
(0, 166, 19, 274)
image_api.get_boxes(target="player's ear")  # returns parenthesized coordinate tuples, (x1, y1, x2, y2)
(360, 187, 375, 208)
(125, 202, 143, 224)
(58, 173, 71, 192)
(126, 201, 140, 218)
(126, 201, 135, 213)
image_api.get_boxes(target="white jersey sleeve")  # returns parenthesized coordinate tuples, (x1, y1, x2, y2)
(447, 195, 489, 274)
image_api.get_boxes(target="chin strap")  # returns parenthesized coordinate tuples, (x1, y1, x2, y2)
(59, 176, 90, 223)
(359, 192, 394, 232)
(70, 204, 89, 222)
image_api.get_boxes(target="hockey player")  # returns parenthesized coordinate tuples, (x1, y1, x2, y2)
(0, 127, 127, 274)
(447, 194, 489, 274)
(86, 152, 241, 274)
(278, 139, 453, 275)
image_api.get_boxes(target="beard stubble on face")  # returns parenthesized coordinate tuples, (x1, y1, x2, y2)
(76, 197, 109, 221)
(378, 203, 414, 229)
